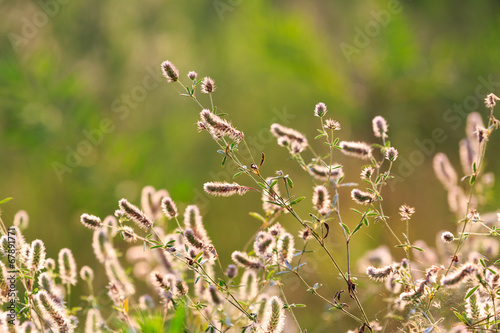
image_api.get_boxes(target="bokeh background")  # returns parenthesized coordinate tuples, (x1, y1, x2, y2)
(1, 0, 500, 331)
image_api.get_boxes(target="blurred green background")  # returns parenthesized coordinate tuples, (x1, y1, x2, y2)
(1, 0, 500, 331)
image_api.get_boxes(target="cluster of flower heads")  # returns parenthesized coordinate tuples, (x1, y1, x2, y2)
(77, 181, 293, 332)
(0, 210, 102, 333)
(433, 111, 495, 218)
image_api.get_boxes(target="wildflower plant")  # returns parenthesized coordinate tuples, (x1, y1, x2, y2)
(0, 62, 498, 333)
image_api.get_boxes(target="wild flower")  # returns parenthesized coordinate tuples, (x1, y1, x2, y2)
(231, 251, 263, 270)
(118, 198, 153, 230)
(339, 141, 372, 159)
(187, 71, 198, 80)
(200, 109, 243, 142)
(314, 102, 327, 117)
(433, 152, 457, 189)
(307, 163, 343, 182)
(80, 213, 102, 230)
(441, 231, 454, 243)
(160, 197, 178, 219)
(351, 189, 375, 205)
(324, 118, 341, 130)
(160, 60, 179, 83)
(366, 265, 393, 281)
(398, 204, 415, 221)
(312, 185, 331, 215)
(58, 248, 77, 286)
(203, 182, 249, 196)
(385, 147, 398, 161)
(270, 123, 308, 153)
(36, 290, 75, 333)
(201, 77, 216, 93)
(259, 296, 285, 333)
(27, 239, 46, 272)
(485, 93, 500, 108)
(360, 166, 375, 180)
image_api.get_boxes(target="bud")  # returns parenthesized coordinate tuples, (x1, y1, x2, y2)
(385, 147, 398, 162)
(314, 102, 327, 117)
(187, 71, 198, 80)
(441, 231, 454, 243)
(372, 116, 388, 138)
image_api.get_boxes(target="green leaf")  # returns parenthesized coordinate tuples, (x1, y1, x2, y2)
(470, 174, 476, 185)
(289, 196, 305, 206)
(465, 285, 479, 300)
(221, 155, 227, 167)
(0, 198, 12, 205)
(233, 171, 244, 178)
(248, 212, 267, 223)
(286, 177, 294, 188)
(341, 223, 350, 236)
(351, 222, 363, 236)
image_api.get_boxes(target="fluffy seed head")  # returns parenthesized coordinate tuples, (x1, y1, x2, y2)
(314, 102, 327, 117)
(225, 264, 238, 279)
(441, 231, 454, 243)
(80, 266, 94, 282)
(58, 248, 77, 286)
(324, 118, 341, 130)
(351, 189, 375, 205)
(312, 185, 330, 215)
(13, 210, 29, 230)
(207, 285, 223, 305)
(260, 296, 286, 333)
(270, 123, 308, 153)
(45, 258, 56, 271)
(231, 251, 263, 270)
(385, 147, 398, 162)
(161, 197, 178, 219)
(466, 112, 485, 146)
(372, 116, 388, 138)
(433, 153, 457, 189)
(118, 198, 153, 230)
(201, 77, 216, 93)
(307, 164, 343, 182)
(240, 270, 258, 300)
(80, 213, 102, 230)
(253, 231, 275, 260)
(85, 308, 104, 333)
(203, 182, 249, 197)
(184, 228, 205, 249)
(367, 265, 393, 281)
(399, 204, 415, 221)
(339, 141, 372, 159)
(261, 177, 285, 215)
(441, 263, 478, 287)
(28, 239, 46, 272)
(459, 139, 477, 175)
(277, 232, 295, 265)
(120, 226, 137, 243)
(161, 60, 179, 82)
(36, 290, 75, 333)
(200, 109, 243, 142)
